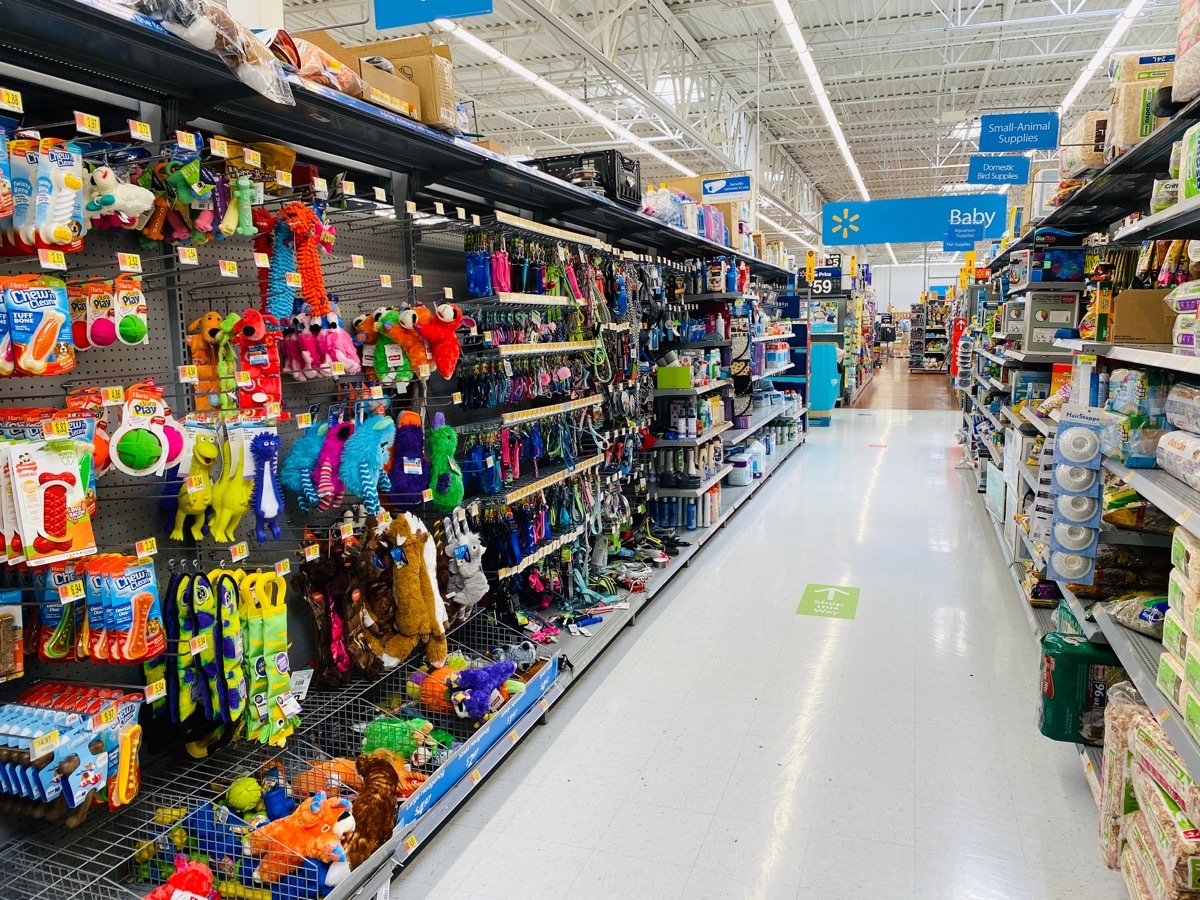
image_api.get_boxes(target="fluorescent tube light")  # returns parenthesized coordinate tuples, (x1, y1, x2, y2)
(1058, 0, 1149, 116)
(758, 212, 818, 250)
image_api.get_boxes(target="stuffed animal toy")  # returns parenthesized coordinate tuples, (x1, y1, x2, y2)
(353, 310, 380, 371)
(247, 791, 353, 884)
(169, 432, 218, 541)
(291, 757, 361, 796)
(84, 166, 155, 231)
(380, 307, 431, 377)
(293, 542, 351, 690)
(279, 421, 327, 513)
(387, 512, 449, 666)
(279, 202, 331, 318)
(443, 510, 488, 619)
(405, 657, 468, 716)
(339, 414, 395, 517)
(250, 431, 284, 542)
(314, 422, 354, 511)
(427, 413, 464, 513)
(143, 854, 213, 900)
(447, 659, 519, 723)
(209, 436, 251, 543)
(373, 309, 412, 384)
(343, 533, 402, 677)
(231, 308, 282, 406)
(320, 316, 362, 375)
(416, 303, 463, 378)
(345, 753, 399, 870)
(385, 410, 428, 509)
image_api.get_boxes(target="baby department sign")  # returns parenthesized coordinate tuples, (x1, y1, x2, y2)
(821, 193, 1008, 245)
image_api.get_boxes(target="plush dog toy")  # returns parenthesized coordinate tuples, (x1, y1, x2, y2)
(314, 421, 354, 511)
(427, 413, 463, 512)
(169, 432, 218, 541)
(443, 509, 488, 619)
(447, 659, 519, 723)
(279, 421, 327, 513)
(339, 414, 395, 517)
(416, 303, 463, 378)
(388, 512, 448, 666)
(247, 791, 354, 884)
(143, 854, 213, 900)
(345, 753, 399, 870)
(380, 307, 431, 377)
(386, 410, 427, 508)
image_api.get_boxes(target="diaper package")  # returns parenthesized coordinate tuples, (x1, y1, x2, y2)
(1160, 431, 1200, 490)
(1168, 384, 1200, 433)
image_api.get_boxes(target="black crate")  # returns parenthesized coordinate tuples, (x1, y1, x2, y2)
(531, 149, 642, 209)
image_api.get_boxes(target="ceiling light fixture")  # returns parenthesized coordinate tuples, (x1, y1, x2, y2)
(433, 19, 697, 178)
(1058, 0, 1150, 117)
(758, 212, 819, 250)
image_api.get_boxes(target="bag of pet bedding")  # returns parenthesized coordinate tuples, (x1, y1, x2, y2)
(1175, 0, 1200, 103)
(1108, 81, 1170, 162)
(1107, 592, 1171, 639)
(1166, 280, 1200, 314)
(1060, 110, 1110, 178)
(1168, 384, 1200, 434)
(1102, 682, 1150, 868)
(1039, 632, 1127, 744)
(1131, 716, 1200, 820)
(1111, 51, 1176, 84)
(1160, 431, 1200, 490)
(1104, 476, 1178, 534)
(1123, 808, 1200, 900)
(1131, 759, 1200, 893)
(1126, 842, 1163, 900)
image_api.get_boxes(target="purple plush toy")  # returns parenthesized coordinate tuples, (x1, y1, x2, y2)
(447, 660, 518, 723)
(385, 410, 428, 509)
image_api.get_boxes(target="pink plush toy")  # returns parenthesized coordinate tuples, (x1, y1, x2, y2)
(295, 314, 321, 380)
(323, 317, 362, 375)
(315, 422, 354, 510)
(281, 318, 306, 380)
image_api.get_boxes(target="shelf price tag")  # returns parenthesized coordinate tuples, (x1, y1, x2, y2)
(313, 176, 328, 192)
(339, 522, 355, 540)
(253, 252, 269, 268)
(296, 412, 313, 429)
(276, 169, 292, 188)
(58, 580, 85, 603)
(128, 119, 153, 142)
(370, 385, 384, 399)
(377, 510, 392, 525)
(456, 206, 466, 220)
(177, 246, 199, 266)
(331, 361, 346, 376)
(434, 202, 445, 215)
(117, 252, 142, 273)
(230, 541, 249, 562)
(189, 633, 210, 654)
(285, 271, 302, 289)
(144, 679, 167, 702)
(42, 419, 70, 439)
(31, 730, 60, 757)
(178, 365, 199, 384)
(508, 729, 519, 745)
(185, 475, 205, 493)
(422, 489, 433, 503)
(243, 148, 262, 167)
(452, 391, 463, 404)
(379, 274, 393, 288)
(443, 287, 454, 300)
(175, 130, 198, 150)
(219, 260, 239, 278)
(374, 186, 387, 202)
(135, 537, 158, 558)
(418, 364, 430, 379)
(38, 249, 67, 271)
(405, 201, 417, 214)
(343, 179, 356, 196)
(101, 386, 125, 405)
(0, 88, 23, 113)
(265, 402, 281, 420)
(469, 769, 481, 784)
(412, 274, 423, 288)
(74, 111, 101, 136)
(471, 214, 481, 226)
(303, 544, 321, 562)
(210, 138, 230, 158)
(351, 254, 365, 269)
(402, 834, 418, 853)
(274, 558, 291, 577)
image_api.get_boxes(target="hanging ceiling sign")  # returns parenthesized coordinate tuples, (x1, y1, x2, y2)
(968, 155, 1030, 185)
(943, 222, 984, 252)
(373, 0, 492, 29)
(978, 112, 1059, 152)
(701, 174, 752, 201)
(821, 193, 1007, 245)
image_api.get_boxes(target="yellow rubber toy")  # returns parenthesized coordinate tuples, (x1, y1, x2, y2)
(210, 437, 251, 543)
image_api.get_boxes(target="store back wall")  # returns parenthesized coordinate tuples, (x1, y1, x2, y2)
(872, 264, 964, 312)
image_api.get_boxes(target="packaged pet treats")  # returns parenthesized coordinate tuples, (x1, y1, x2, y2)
(0, 590, 22, 683)
(1109, 592, 1170, 638)
(1039, 632, 1127, 744)
(9, 137, 38, 249)
(3, 275, 74, 376)
(1099, 409, 1173, 468)
(1102, 682, 1149, 868)
(1132, 758, 1200, 893)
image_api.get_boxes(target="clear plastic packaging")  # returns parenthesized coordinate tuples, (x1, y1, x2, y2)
(1101, 682, 1150, 869)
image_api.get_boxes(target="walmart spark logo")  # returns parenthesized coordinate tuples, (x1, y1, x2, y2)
(831, 208, 859, 239)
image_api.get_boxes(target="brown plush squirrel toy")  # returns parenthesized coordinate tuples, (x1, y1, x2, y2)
(345, 752, 400, 870)
(387, 512, 448, 666)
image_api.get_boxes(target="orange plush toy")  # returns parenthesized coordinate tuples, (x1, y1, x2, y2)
(380, 306, 431, 377)
(247, 791, 355, 885)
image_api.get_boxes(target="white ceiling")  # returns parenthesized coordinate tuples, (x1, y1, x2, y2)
(283, 0, 1180, 263)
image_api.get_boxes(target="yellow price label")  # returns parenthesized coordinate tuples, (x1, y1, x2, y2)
(370, 385, 384, 399)
(178, 364, 199, 383)
(452, 391, 463, 404)
(185, 475, 205, 493)
(418, 364, 430, 379)
(403, 834, 418, 853)
(117, 252, 142, 273)
(313, 176, 328, 192)
(304, 544, 320, 562)
(253, 252, 269, 268)
(235, 371, 253, 388)
(331, 361, 346, 376)
(74, 111, 101, 135)
(296, 413, 313, 429)
(276, 169, 292, 188)
(209, 138, 230, 158)
(175, 130, 198, 150)
(31, 730, 59, 756)
(351, 254, 365, 269)
(92, 706, 118, 728)
(0, 88, 23, 113)
(101, 386, 125, 406)
(343, 179, 356, 196)
(456, 207, 466, 220)
(380, 274, 393, 288)
(377, 510, 392, 525)
(177, 246, 199, 266)
(405, 201, 417, 214)
(219, 259, 239, 278)
(42, 419, 71, 438)
(128, 119, 152, 141)
(469, 769, 481, 784)
(144, 678, 167, 702)
(339, 522, 354, 539)
(265, 402, 281, 419)
(443, 287, 454, 300)
(412, 274, 423, 288)
(135, 537, 158, 558)
(286, 271, 302, 288)
(508, 729, 519, 744)
(422, 489, 433, 503)
(38, 248, 67, 271)
(243, 148, 262, 167)
(274, 558, 291, 577)
(58, 579, 85, 602)
(230, 541, 249, 562)
(472, 214, 481, 226)
(374, 186, 387, 202)
(434, 202, 445, 215)
(189, 633, 210, 654)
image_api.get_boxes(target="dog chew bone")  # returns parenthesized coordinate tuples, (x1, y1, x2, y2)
(110, 724, 141, 807)
(122, 590, 155, 660)
(18, 310, 66, 375)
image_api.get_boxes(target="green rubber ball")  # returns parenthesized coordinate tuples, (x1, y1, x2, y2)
(116, 430, 162, 471)
(226, 776, 262, 813)
(118, 315, 147, 344)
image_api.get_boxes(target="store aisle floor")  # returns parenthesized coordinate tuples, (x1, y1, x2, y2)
(855, 356, 959, 410)
(399, 409, 1118, 900)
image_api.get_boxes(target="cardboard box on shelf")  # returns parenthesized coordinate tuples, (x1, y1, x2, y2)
(301, 30, 421, 121)
(344, 35, 457, 129)
(471, 139, 505, 155)
(752, 232, 764, 258)
(1101, 288, 1175, 344)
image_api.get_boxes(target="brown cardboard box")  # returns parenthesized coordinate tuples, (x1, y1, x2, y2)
(1106, 288, 1175, 344)
(344, 36, 457, 129)
(471, 139, 505, 155)
(300, 31, 421, 121)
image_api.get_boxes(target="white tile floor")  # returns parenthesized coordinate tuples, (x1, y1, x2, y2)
(396, 409, 1125, 899)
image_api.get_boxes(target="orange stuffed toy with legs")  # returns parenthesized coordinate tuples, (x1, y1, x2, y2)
(247, 791, 354, 885)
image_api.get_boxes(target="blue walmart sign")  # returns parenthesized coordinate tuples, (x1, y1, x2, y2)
(821, 193, 1008, 246)
(979, 113, 1059, 152)
(943, 222, 984, 251)
(374, 0, 492, 28)
(968, 155, 1030, 185)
